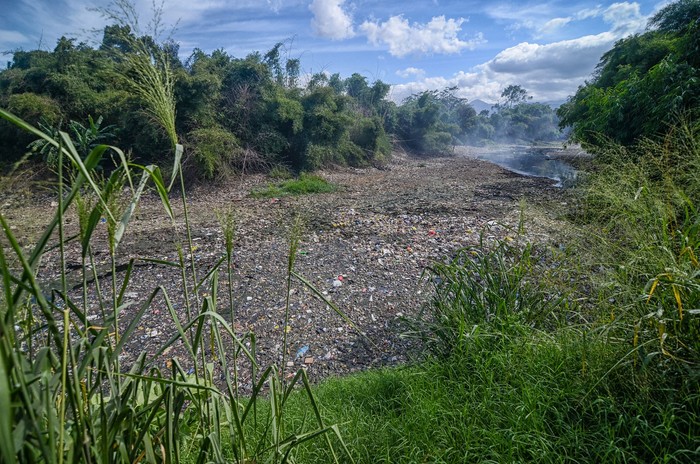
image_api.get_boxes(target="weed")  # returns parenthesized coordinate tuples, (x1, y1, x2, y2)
(251, 172, 337, 198)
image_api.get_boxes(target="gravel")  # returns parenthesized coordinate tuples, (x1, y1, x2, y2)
(1, 148, 572, 390)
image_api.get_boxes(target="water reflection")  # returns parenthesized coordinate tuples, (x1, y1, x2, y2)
(460, 146, 578, 187)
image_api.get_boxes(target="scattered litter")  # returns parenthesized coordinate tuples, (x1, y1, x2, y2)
(304, 357, 314, 365)
(295, 345, 309, 359)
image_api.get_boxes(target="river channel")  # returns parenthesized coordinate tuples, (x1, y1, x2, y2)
(458, 145, 579, 187)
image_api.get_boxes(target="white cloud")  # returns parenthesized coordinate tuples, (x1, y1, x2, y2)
(390, 70, 503, 104)
(0, 29, 29, 45)
(389, 29, 626, 104)
(603, 2, 646, 35)
(486, 33, 616, 78)
(396, 67, 426, 78)
(575, 7, 604, 20)
(360, 15, 484, 57)
(491, 2, 646, 40)
(309, 0, 355, 40)
(539, 17, 572, 35)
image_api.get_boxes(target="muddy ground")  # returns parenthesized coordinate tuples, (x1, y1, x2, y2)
(1, 147, 574, 389)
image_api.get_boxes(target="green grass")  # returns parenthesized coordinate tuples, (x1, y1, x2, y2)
(281, 326, 699, 463)
(251, 172, 337, 198)
(276, 226, 700, 463)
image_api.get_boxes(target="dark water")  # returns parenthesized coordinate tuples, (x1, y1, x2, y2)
(462, 146, 578, 187)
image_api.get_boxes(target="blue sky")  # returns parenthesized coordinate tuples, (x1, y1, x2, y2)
(0, 0, 669, 103)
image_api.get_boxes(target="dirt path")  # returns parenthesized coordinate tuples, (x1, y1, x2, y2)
(1, 150, 572, 386)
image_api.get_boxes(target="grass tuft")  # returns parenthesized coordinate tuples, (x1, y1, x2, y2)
(251, 172, 337, 198)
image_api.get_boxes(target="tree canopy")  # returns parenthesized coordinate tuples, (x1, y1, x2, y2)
(558, 0, 700, 148)
(0, 19, 564, 178)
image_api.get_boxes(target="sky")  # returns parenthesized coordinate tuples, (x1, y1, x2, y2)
(0, 0, 671, 103)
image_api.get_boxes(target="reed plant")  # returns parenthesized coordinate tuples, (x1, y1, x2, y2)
(410, 233, 565, 358)
(0, 34, 353, 462)
(580, 119, 700, 370)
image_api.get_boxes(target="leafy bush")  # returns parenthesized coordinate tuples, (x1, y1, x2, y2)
(186, 125, 241, 179)
(303, 143, 348, 170)
(0, 93, 63, 165)
(268, 164, 294, 179)
(559, 0, 700, 146)
(349, 116, 391, 166)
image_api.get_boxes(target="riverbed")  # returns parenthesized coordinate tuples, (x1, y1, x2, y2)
(1, 149, 573, 388)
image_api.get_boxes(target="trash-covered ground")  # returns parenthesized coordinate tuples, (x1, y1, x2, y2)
(1, 149, 572, 389)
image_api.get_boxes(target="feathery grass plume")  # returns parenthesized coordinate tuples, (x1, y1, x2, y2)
(122, 42, 178, 148)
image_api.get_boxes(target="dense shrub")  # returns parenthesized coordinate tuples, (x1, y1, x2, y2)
(186, 125, 242, 179)
(0, 93, 63, 165)
(349, 116, 392, 166)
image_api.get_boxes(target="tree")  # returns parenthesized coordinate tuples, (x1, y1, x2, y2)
(499, 85, 531, 108)
(558, 0, 700, 148)
(649, 0, 700, 33)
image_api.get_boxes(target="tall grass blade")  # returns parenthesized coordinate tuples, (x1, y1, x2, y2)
(0, 347, 15, 464)
(168, 143, 183, 191)
(111, 287, 162, 362)
(113, 167, 151, 249)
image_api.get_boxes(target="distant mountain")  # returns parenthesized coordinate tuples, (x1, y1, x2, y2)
(469, 99, 495, 114)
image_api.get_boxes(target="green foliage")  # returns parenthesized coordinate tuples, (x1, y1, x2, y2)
(395, 85, 562, 149)
(649, 0, 700, 33)
(28, 115, 117, 171)
(0, 23, 397, 175)
(579, 120, 700, 368)
(251, 172, 337, 198)
(396, 88, 464, 155)
(6, 92, 63, 123)
(559, 0, 700, 147)
(413, 237, 563, 358)
(285, 325, 698, 463)
(499, 84, 532, 108)
(349, 116, 391, 166)
(268, 164, 294, 179)
(0, 93, 63, 164)
(186, 125, 241, 180)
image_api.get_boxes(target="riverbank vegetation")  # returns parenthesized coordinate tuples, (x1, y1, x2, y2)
(1, 0, 699, 462)
(558, 0, 700, 147)
(0, 4, 561, 181)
